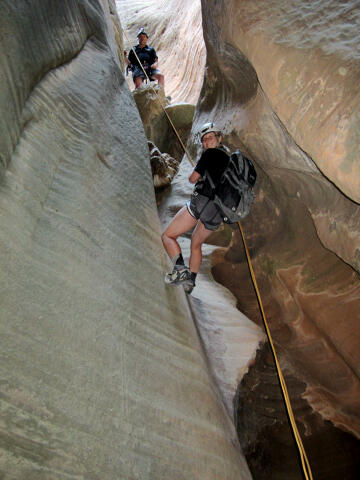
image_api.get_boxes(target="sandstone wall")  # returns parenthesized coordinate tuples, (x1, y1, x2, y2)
(192, 0, 360, 477)
(0, 1, 252, 478)
(197, 0, 360, 272)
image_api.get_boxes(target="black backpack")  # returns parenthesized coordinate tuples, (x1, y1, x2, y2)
(206, 150, 257, 224)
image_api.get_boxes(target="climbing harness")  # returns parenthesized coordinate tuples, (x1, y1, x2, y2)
(122, 25, 313, 480)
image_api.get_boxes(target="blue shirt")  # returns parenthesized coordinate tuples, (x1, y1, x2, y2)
(128, 45, 157, 67)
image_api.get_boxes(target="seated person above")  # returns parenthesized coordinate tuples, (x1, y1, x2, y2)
(124, 28, 165, 89)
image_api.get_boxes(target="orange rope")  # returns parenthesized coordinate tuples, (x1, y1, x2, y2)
(237, 221, 313, 480)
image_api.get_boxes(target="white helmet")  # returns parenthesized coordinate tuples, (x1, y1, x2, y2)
(197, 122, 222, 142)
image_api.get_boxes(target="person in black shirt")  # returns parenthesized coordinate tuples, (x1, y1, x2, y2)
(124, 28, 165, 89)
(162, 123, 230, 294)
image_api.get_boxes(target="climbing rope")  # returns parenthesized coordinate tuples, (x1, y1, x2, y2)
(237, 221, 313, 480)
(122, 25, 313, 480)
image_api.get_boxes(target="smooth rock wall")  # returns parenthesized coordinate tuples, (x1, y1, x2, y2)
(234, 0, 360, 203)
(0, 1, 253, 478)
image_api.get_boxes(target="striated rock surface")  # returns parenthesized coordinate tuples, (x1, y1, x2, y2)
(0, 1, 254, 478)
(212, 183, 360, 477)
(108, 0, 124, 69)
(234, 0, 360, 203)
(115, 0, 205, 103)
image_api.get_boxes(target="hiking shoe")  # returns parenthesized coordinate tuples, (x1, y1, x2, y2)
(182, 277, 196, 295)
(164, 264, 190, 285)
(173, 269, 196, 294)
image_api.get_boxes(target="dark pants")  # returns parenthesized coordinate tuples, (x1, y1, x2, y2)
(132, 65, 161, 82)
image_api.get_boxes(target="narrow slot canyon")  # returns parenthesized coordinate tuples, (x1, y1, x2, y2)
(0, 1, 359, 479)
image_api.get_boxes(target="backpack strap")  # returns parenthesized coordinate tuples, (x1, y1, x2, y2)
(242, 155, 249, 183)
(217, 145, 231, 155)
(203, 170, 216, 190)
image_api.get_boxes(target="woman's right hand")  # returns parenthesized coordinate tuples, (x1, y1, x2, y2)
(189, 170, 201, 184)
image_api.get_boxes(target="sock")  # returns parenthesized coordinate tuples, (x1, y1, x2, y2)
(190, 272, 197, 282)
(172, 253, 184, 266)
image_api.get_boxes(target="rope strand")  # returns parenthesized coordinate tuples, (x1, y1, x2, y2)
(237, 221, 313, 480)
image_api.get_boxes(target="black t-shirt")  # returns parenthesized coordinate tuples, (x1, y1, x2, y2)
(194, 147, 230, 187)
(128, 45, 157, 67)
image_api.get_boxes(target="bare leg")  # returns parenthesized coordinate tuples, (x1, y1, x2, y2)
(162, 206, 197, 260)
(153, 73, 165, 88)
(189, 221, 213, 273)
(134, 76, 143, 88)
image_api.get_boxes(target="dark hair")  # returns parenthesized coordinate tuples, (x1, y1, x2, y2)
(137, 27, 149, 38)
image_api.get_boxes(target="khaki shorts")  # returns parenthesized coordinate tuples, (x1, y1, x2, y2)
(186, 193, 223, 231)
